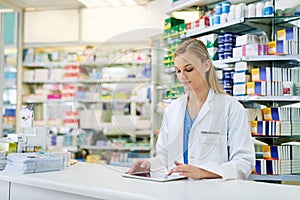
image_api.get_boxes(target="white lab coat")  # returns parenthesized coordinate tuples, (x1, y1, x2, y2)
(150, 88, 255, 180)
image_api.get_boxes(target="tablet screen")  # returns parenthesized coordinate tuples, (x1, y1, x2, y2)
(123, 171, 187, 182)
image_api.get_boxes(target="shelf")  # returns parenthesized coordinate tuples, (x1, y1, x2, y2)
(81, 62, 150, 67)
(104, 130, 151, 136)
(23, 80, 76, 84)
(22, 99, 148, 104)
(23, 61, 149, 68)
(236, 96, 300, 102)
(22, 99, 76, 103)
(78, 78, 151, 83)
(2, 124, 15, 130)
(213, 57, 241, 68)
(184, 16, 300, 39)
(248, 174, 300, 181)
(163, 67, 176, 74)
(156, 85, 169, 91)
(171, 55, 300, 69)
(82, 145, 150, 151)
(79, 99, 131, 103)
(165, 0, 259, 14)
(253, 135, 300, 139)
(23, 62, 80, 68)
(185, 18, 246, 38)
(242, 55, 300, 62)
(23, 78, 151, 84)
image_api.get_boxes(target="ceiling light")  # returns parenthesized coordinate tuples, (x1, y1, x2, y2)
(0, 8, 14, 13)
(77, 0, 145, 8)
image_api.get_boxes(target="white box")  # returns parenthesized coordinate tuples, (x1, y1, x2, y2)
(236, 34, 259, 46)
(23, 70, 35, 82)
(235, 62, 248, 72)
(34, 69, 49, 82)
(233, 47, 242, 58)
(233, 72, 248, 83)
(49, 68, 63, 81)
(233, 83, 246, 96)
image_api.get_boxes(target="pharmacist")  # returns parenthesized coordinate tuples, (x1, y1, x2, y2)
(128, 39, 255, 180)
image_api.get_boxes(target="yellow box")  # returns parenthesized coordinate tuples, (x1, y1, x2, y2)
(262, 107, 272, 121)
(268, 41, 276, 55)
(277, 29, 286, 41)
(246, 82, 255, 95)
(262, 145, 271, 159)
(251, 121, 258, 135)
(251, 68, 260, 82)
(0, 142, 17, 155)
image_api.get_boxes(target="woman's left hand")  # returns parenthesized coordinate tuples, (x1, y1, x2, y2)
(168, 161, 221, 180)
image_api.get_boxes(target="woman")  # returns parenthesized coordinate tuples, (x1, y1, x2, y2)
(128, 39, 255, 180)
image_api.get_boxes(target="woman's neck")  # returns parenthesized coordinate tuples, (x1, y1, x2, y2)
(187, 87, 210, 108)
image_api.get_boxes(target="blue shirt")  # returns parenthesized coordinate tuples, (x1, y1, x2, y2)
(183, 109, 196, 164)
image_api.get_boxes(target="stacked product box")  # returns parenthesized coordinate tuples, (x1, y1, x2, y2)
(233, 34, 268, 58)
(222, 68, 234, 95)
(0, 151, 5, 170)
(197, 34, 218, 61)
(249, 107, 300, 136)
(163, 17, 185, 68)
(233, 62, 251, 96)
(64, 111, 79, 127)
(254, 145, 300, 175)
(218, 32, 237, 60)
(245, 65, 299, 96)
(276, 27, 300, 55)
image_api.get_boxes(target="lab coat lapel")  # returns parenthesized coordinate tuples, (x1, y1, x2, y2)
(169, 94, 188, 166)
(189, 89, 214, 140)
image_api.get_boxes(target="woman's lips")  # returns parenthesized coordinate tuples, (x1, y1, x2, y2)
(182, 81, 191, 86)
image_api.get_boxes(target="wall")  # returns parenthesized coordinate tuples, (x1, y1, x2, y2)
(24, 0, 167, 44)
(24, 9, 79, 43)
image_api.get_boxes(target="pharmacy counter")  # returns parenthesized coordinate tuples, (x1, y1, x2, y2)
(1, 162, 300, 200)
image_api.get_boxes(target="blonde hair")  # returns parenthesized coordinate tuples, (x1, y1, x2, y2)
(174, 39, 226, 94)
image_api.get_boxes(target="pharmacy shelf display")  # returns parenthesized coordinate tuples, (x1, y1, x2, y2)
(163, 0, 300, 182)
(20, 45, 153, 166)
(1, 47, 17, 137)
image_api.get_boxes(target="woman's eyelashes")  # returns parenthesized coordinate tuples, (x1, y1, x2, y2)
(185, 67, 194, 72)
(175, 67, 194, 73)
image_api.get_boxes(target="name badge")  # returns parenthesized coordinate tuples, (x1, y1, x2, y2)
(201, 131, 220, 135)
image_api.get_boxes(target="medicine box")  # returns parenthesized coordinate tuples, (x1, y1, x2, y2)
(206, 34, 218, 48)
(207, 48, 218, 61)
(164, 17, 185, 29)
(233, 47, 242, 58)
(242, 44, 261, 57)
(233, 72, 248, 83)
(235, 62, 247, 72)
(268, 41, 277, 55)
(233, 83, 246, 96)
(236, 34, 259, 46)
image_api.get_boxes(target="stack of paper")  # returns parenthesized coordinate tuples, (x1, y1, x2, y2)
(4, 153, 63, 174)
(0, 151, 5, 170)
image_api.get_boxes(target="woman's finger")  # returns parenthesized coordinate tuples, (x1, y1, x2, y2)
(174, 160, 183, 166)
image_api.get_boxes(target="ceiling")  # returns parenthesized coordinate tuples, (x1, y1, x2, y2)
(0, 0, 152, 11)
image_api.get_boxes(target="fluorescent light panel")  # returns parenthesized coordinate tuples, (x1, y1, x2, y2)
(77, 0, 139, 8)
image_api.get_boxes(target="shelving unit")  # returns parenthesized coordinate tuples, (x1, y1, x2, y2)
(18, 44, 155, 165)
(0, 11, 19, 137)
(164, 0, 300, 182)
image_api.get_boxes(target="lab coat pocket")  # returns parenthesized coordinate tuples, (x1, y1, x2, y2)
(198, 131, 221, 159)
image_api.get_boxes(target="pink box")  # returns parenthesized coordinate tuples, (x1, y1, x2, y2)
(242, 44, 261, 57)
(47, 94, 62, 99)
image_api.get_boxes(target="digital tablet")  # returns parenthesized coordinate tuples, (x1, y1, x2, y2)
(122, 171, 188, 182)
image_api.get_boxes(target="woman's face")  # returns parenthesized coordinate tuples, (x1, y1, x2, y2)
(174, 51, 209, 92)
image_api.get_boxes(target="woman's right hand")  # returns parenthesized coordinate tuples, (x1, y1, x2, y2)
(127, 160, 151, 174)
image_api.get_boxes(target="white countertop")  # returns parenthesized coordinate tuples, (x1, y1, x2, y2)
(1, 162, 300, 200)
